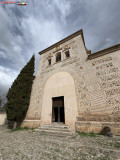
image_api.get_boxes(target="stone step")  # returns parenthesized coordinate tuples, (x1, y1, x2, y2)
(43, 123, 67, 126)
(35, 128, 74, 136)
(40, 124, 69, 130)
(37, 127, 69, 132)
(35, 123, 74, 136)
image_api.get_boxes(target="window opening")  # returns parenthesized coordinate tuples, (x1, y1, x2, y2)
(56, 52, 61, 62)
(48, 59, 51, 65)
(65, 50, 70, 58)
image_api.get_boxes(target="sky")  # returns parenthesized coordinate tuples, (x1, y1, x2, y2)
(0, 0, 120, 95)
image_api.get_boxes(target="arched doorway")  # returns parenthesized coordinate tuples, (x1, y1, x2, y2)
(41, 72, 78, 130)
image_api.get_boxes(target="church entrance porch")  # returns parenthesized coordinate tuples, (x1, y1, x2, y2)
(52, 96, 65, 123)
(41, 72, 78, 130)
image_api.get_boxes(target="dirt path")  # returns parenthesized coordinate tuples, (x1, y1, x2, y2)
(0, 126, 120, 160)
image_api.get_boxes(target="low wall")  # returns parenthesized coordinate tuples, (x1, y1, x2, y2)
(0, 113, 7, 126)
(21, 120, 41, 128)
(76, 114, 120, 135)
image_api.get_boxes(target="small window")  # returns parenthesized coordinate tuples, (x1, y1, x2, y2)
(65, 50, 70, 58)
(48, 59, 51, 65)
(56, 52, 61, 62)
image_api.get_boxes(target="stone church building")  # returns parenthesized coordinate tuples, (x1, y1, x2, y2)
(22, 29, 120, 135)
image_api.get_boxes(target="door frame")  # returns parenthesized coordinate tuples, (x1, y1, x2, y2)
(52, 96, 65, 123)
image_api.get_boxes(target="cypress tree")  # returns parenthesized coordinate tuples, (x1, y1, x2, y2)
(0, 99, 2, 107)
(6, 55, 35, 128)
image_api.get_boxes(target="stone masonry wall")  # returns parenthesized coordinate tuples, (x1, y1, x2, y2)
(22, 32, 120, 134)
(75, 50, 120, 135)
(24, 34, 87, 123)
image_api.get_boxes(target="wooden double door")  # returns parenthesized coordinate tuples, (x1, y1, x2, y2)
(52, 96, 65, 123)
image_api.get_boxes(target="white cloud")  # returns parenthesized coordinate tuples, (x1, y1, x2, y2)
(0, 66, 18, 93)
(0, 7, 26, 68)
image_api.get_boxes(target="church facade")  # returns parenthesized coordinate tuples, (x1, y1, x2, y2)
(22, 29, 120, 135)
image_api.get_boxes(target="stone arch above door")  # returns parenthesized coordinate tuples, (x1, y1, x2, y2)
(41, 71, 78, 130)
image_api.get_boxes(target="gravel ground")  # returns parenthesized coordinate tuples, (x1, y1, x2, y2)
(0, 126, 120, 160)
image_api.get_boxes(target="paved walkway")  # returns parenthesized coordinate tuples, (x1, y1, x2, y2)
(0, 126, 120, 160)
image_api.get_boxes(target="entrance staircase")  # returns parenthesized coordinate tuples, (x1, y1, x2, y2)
(35, 123, 74, 136)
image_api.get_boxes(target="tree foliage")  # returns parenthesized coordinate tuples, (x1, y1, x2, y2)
(0, 104, 6, 113)
(0, 98, 2, 107)
(6, 55, 35, 125)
